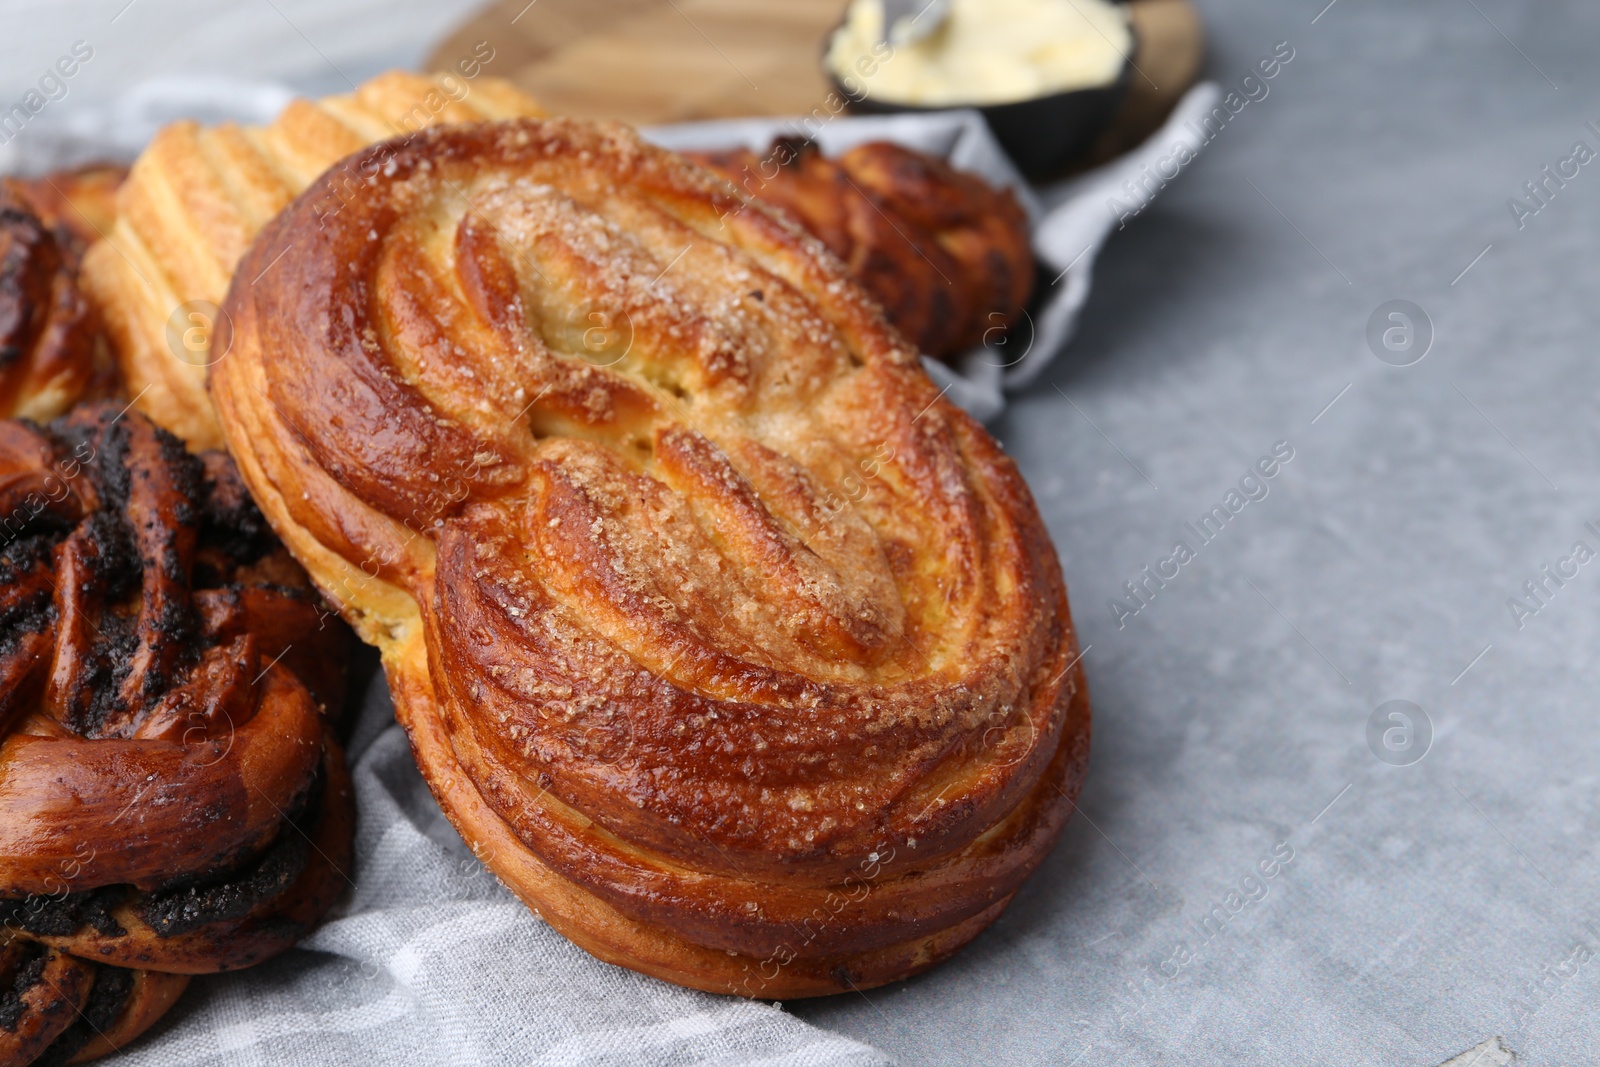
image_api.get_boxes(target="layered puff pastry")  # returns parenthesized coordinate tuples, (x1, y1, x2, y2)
(80, 71, 544, 451)
(0, 404, 352, 1065)
(209, 117, 1089, 997)
(687, 138, 1035, 361)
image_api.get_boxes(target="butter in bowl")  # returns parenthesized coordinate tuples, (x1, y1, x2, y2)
(826, 0, 1136, 179)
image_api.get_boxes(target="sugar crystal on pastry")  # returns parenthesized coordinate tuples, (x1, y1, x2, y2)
(209, 117, 1091, 998)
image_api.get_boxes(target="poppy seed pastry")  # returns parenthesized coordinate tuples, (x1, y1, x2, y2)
(0, 403, 352, 1065)
(6, 164, 127, 257)
(210, 117, 1089, 997)
(0, 189, 97, 422)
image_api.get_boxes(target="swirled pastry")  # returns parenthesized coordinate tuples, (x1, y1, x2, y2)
(6, 164, 128, 256)
(687, 138, 1034, 361)
(0, 189, 98, 422)
(210, 118, 1089, 997)
(80, 71, 544, 450)
(0, 403, 352, 1065)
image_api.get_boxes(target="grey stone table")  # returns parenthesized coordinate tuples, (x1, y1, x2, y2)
(793, 1, 1600, 1064)
(8, 1, 1599, 1064)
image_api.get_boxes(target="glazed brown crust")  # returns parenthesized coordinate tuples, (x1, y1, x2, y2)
(66, 969, 190, 1065)
(0, 191, 96, 422)
(6, 165, 128, 256)
(22, 745, 354, 976)
(212, 117, 1087, 998)
(0, 934, 190, 1067)
(0, 404, 352, 1065)
(79, 71, 545, 451)
(687, 140, 1034, 361)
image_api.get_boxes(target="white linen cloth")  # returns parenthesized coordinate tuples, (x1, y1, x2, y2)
(2, 80, 1214, 1064)
(112, 669, 892, 1067)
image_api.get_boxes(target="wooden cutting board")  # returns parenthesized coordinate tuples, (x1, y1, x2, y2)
(427, 0, 1204, 164)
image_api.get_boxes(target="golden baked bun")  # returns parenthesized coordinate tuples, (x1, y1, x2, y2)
(80, 71, 544, 451)
(0, 189, 98, 422)
(0, 403, 352, 1065)
(687, 139, 1035, 361)
(210, 118, 1089, 998)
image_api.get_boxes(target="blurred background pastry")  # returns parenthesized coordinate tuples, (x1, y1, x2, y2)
(0, 185, 103, 422)
(80, 70, 543, 451)
(687, 138, 1034, 360)
(6, 165, 127, 256)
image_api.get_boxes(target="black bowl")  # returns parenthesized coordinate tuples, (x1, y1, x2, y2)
(825, 27, 1135, 182)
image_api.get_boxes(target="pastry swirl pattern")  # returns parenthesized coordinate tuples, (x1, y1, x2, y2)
(0, 404, 351, 1065)
(0, 191, 96, 423)
(212, 118, 1088, 997)
(80, 71, 545, 451)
